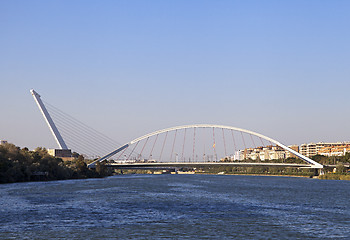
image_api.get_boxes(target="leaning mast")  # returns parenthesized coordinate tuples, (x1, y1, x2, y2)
(30, 89, 68, 149)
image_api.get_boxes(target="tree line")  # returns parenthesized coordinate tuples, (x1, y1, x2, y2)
(0, 142, 111, 184)
(311, 153, 350, 165)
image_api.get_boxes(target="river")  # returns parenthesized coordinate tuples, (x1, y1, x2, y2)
(0, 174, 349, 239)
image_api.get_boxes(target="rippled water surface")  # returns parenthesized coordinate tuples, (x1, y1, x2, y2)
(1, 175, 350, 239)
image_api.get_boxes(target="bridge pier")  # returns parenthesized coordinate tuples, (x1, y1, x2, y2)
(311, 168, 325, 177)
(318, 168, 325, 176)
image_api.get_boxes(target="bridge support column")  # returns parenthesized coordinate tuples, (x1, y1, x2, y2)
(318, 168, 325, 176)
(312, 168, 324, 176)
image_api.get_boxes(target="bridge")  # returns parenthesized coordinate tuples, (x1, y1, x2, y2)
(88, 124, 323, 169)
(30, 89, 324, 171)
(106, 162, 315, 171)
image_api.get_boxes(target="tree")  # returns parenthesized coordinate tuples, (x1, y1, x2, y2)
(336, 163, 346, 174)
(75, 155, 88, 176)
(72, 152, 80, 158)
(96, 161, 108, 177)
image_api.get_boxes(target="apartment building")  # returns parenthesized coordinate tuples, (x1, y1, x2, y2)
(286, 145, 299, 158)
(300, 142, 350, 157)
(234, 145, 286, 161)
(227, 141, 349, 161)
(318, 144, 350, 157)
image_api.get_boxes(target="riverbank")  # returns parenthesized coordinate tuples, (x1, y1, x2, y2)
(118, 169, 315, 179)
(186, 171, 350, 180)
(196, 172, 314, 178)
(119, 169, 350, 180)
(318, 174, 350, 180)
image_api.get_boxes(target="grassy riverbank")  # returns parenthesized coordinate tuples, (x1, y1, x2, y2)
(117, 166, 349, 180)
(116, 167, 316, 178)
(198, 166, 317, 177)
(318, 174, 350, 180)
(197, 172, 314, 178)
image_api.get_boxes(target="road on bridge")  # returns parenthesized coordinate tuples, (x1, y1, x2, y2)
(106, 162, 315, 169)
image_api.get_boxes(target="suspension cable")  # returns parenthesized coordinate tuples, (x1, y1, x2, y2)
(170, 130, 177, 161)
(44, 101, 122, 145)
(213, 127, 217, 161)
(192, 127, 196, 162)
(241, 132, 247, 150)
(159, 131, 168, 162)
(231, 130, 237, 153)
(127, 142, 139, 160)
(117, 146, 129, 160)
(259, 137, 265, 147)
(181, 129, 187, 162)
(241, 132, 247, 159)
(250, 134, 256, 148)
(149, 134, 159, 160)
(49, 114, 113, 154)
(44, 101, 139, 158)
(222, 128, 227, 157)
(139, 137, 149, 160)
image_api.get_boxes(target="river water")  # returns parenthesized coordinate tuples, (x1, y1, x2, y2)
(0, 174, 349, 239)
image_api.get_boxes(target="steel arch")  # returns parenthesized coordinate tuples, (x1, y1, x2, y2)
(88, 124, 323, 168)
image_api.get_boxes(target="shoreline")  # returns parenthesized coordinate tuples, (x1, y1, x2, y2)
(194, 172, 314, 178)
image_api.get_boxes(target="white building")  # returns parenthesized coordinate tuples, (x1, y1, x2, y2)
(300, 142, 350, 157)
(233, 150, 245, 161)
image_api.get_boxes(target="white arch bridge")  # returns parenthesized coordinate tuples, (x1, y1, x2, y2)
(88, 124, 323, 169)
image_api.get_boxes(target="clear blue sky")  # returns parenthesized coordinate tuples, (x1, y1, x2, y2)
(1, 0, 349, 150)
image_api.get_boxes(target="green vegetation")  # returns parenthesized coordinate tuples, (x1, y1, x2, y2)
(216, 155, 350, 179)
(310, 155, 350, 180)
(318, 163, 350, 180)
(221, 157, 305, 164)
(114, 169, 150, 174)
(0, 142, 112, 184)
(199, 165, 316, 177)
(311, 153, 350, 165)
(221, 154, 350, 166)
(319, 174, 350, 180)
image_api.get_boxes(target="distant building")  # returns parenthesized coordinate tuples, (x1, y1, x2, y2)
(300, 143, 318, 157)
(318, 144, 350, 157)
(48, 149, 72, 160)
(300, 144, 307, 156)
(229, 141, 349, 161)
(286, 145, 299, 158)
(240, 145, 285, 161)
(0, 140, 8, 145)
(233, 150, 244, 161)
(300, 142, 350, 157)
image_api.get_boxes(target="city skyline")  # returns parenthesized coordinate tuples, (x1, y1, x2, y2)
(1, 1, 350, 150)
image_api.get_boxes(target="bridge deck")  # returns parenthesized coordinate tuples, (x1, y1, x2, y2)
(107, 162, 314, 168)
